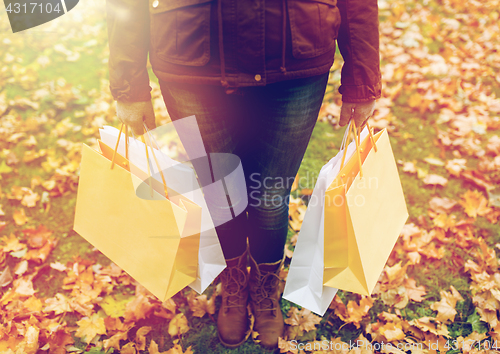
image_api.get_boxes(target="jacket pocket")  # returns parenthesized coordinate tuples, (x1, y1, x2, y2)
(149, 0, 213, 66)
(288, 0, 340, 59)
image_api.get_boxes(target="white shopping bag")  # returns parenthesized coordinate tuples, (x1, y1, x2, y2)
(283, 126, 369, 316)
(99, 121, 227, 294)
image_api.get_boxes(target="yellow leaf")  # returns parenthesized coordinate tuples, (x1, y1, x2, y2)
(14, 325, 39, 354)
(44, 293, 72, 315)
(75, 313, 106, 344)
(149, 339, 169, 354)
(1, 234, 26, 253)
(459, 190, 491, 218)
(168, 313, 189, 337)
(430, 286, 463, 323)
(121, 342, 137, 354)
(285, 307, 322, 333)
(24, 296, 43, 312)
(101, 294, 132, 318)
(404, 278, 427, 302)
(103, 331, 128, 352)
(14, 278, 36, 296)
(379, 322, 406, 341)
(13, 208, 28, 226)
(188, 293, 215, 318)
(135, 326, 152, 351)
(21, 190, 39, 208)
(166, 343, 194, 354)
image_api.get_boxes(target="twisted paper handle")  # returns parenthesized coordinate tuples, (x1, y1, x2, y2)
(110, 123, 169, 199)
(339, 121, 378, 178)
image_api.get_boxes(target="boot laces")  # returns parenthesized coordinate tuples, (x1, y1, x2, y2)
(221, 266, 247, 310)
(253, 272, 280, 314)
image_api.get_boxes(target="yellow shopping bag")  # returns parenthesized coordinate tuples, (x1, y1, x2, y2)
(323, 123, 408, 295)
(74, 125, 202, 301)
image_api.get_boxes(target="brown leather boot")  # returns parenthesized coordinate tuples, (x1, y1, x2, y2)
(248, 253, 284, 349)
(217, 250, 250, 347)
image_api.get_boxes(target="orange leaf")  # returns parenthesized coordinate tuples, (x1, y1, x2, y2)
(188, 294, 215, 318)
(103, 331, 128, 352)
(285, 307, 322, 334)
(44, 293, 71, 315)
(149, 339, 168, 354)
(459, 190, 491, 218)
(430, 286, 463, 323)
(13, 208, 28, 225)
(135, 326, 152, 351)
(168, 313, 189, 337)
(1, 234, 26, 253)
(404, 278, 427, 302)
(124, 294, 155, 323)
(75, 314, 106, 344)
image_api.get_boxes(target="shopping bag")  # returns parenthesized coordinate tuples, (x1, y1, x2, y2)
(98, 121, 227, 294)
(283, 126, 370, 315)
(323, 125, 408, 296)
(74, 125, 203, 301)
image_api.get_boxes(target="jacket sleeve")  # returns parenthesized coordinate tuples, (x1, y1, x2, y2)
(336, 0, 382, 103)
(106, 0, 152, 102)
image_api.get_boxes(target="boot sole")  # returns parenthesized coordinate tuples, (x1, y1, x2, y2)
(218, 328, 252, 348)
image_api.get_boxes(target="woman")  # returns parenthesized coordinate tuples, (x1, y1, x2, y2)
(106, 0, 381, 349)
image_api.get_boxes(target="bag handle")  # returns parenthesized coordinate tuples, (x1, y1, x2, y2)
(339, 121, 378, 178)
(110, 123, 169, 199)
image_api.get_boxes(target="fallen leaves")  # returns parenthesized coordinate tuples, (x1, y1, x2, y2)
(75, 313, 107, 344)
(423, 174, 448, 186)
(168, 313, 189, 337)
(459, 190, 492, 218)
(285, 307, 322, 338)
(430, 286, 464, 323)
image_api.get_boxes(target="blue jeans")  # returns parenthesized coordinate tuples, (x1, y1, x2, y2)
(160, 73, 328, 263)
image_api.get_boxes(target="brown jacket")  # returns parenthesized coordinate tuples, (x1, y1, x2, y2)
(106, 0, 381, 102)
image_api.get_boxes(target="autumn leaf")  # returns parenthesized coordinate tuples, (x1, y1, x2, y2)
(187, 293, 215, 318)
(0, 266, 13, 287)
(124, 294, 155, 322)
(285, 307, 322, 336)
(23, 296, 43, 312)
(149, 339, 168, 354)
(101, 294, 133, 318)
(404, 278, 427, 302)
(166, 343, 194, 354)
(23, 225, 52, 248)
(135, 326, 152, 351)
(428, 197, 457, 214)
(380, 285, 409, 309)
(103, 330, 129, 352)
(459, 190, 491, 218)
(1, 233, 26, 253)
(430, 286, 464, 323)
(46, 329, 74, 354)
(423, 174, 448, 186)
(44, 293, 72, 315)
(75, 313, 107, 343)
(13, 278, 36, 296)
(168, 313, 190, 337)
(13, 208, 28, 225)
(13, 325, 39, 354)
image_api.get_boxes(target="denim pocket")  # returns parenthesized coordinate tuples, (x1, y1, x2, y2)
(150, 0, 213, 66)
(288, 0, 340, 59)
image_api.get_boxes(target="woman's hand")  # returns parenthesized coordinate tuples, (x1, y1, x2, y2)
(339, 100, 375, 128)
(116, 100, 156, 136)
